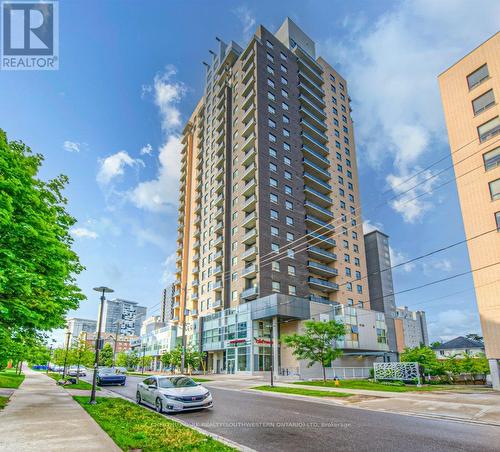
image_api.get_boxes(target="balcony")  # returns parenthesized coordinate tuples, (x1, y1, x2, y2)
(305, 200, 334, 221)
(298, 69, 325, 97)
(305, 214, 334, 231)
(243, 162, 256, 181)
(215, 153, 224, 168)
(214, 193, 224, 207)
(242, 263, 258, 278)
(215, 180, 224, 194)
(213, 265, 223, 276)
(241, 285, 259, 300)
(308, 277, 339, 292)
(309, 294, 331, 304)
(193, 240, 200, 249)
(307, 230, 336, 248)
(194, 215, 201, 225)
(191, 293, 199, 301)
(304, 172, 332, 194)
(242, 246, 258, 261)
(307, 260, 338, 277)
(192, 280, 199, 287)
(242, 76, 255, 98)
(308, 246, 337, 262)
(300, 106, 327, 131)
(214, 235, 224, 248)
(212, 298, 223, 309)
(300, 119, 328, 143)
(292, 44, 324, 81)
(173, 301, 180, 309)
(214, 221, 224, 233)
(214, 250, 223, 262)
(242, 228, 257, 244)
(301, 132, 329, 156)
(242, 211, 257, 228)
(190, 309, 199, 317)
(303, 158, 331, 180)
(243, 178, 256, 196)
(192, 253, 200, 261)
(213, 280, 223, 291)
(242, 103, 255, 124)
(242, 132, 256, 153)
(242, 147, 256, 166)
(298, 83, 326, 109)
(242, 117, 255, 138)
(215, 206, 224, 220)
(242, 90, 254, 110)
(243, 194, 257, 212)
(299, 94, 326, 120)
(192, 267, 199, 274)
(304, 185, 333, 207)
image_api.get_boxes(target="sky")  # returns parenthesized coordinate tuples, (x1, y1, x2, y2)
(1, 0, 499, 345)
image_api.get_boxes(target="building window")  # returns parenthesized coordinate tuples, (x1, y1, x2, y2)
(478, 116, 499, 142)
(267, 65, 274, 75)
(266, 40, 274, 49)
(267, 78, 275, 88)
(355, 271, 361, 280)
(489, 178, 500, 201)
(284, 171, 292, 180)
(283, 142, 291, 151)
(289, 285, 296, 295)
(281, 76, 288, 85)
(280, 64, 287, 73)
(270, 162, 277, 172)
(496, 212, 500, 231)
(272, 281, 281, 292)
(288, 265, 296, 276)
(484, 146, 500, 171)
(285, 200, 293, 210)
(283, 115, 290, 124)
(268, 91, 275, 101)
(286, 216, 294, 225)
(354, 257, 360, 266)
(357, 285, 363, 294)
(282, 102, 289, 110)
(267, 52, 274, 63)
(286, 232, 294, 241)
(269, 147, 277, 158)
(284, 156, 291, 166)
(287, 249, 295, 258)
(344, 253, 350, 263)
(272, 261, 280, 272)
(271, 209, 279, 220)
(268, 118, 276, 128)
(271, 226, 279, 237)
(346, 282, 352, 291)
(473, 90, 495, 115)
(283, 129, 290, 137)
(268, 104, 276, 115)
(270, 193, 278, 204)
(345, 267, 351, 276)
(467, 64, 489, 90)
(281, 89, 288, 98)
(285, 185, 292, 195)
(270, 177, 278, 187)
(271, 243, 280, 252)
(269, 132, 277, 143)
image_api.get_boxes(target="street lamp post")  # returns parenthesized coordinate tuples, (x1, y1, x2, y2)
(62, 331, 71, 379)
(90, 286, 114, 405)
(46, 339, 56, 375)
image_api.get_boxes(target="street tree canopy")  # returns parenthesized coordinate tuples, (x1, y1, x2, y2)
(0, 129, 84, 335)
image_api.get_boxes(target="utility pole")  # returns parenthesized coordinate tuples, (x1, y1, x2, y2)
(180, 283, 188, 374)
(113, 320, 121, 367)
(62, 331, 71, 379)
(90, 286, 114, 405)
(270, 321, 274, 387)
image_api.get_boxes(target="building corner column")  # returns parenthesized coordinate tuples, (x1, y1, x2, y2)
(272, 316, 279, 377)
(489, 359, 500, 390)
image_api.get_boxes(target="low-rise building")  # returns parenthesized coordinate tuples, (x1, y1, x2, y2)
(80, 331, 136, 354)
(140, 315, 166, 336)
(131, 325, 178, 371)
(432, 336, 485, 358)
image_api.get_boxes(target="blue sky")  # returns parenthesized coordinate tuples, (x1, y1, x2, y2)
(1, 0, 499, 344)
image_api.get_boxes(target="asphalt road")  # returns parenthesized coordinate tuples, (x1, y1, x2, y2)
(91, 375, 500, 452)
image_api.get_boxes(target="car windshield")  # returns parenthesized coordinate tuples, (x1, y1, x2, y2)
(99, 368, 116, 375)
(158, 377, 197, 388)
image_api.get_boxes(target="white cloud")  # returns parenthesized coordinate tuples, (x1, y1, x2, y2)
(70, 227, 98, 239)
(234, 6, 256, 42)
(362, 219, 384, 234)
(423, 258, 453, 275)
(320, 0, 500, 222)
(130, 67, 187, 212)
(161, 252, 178, 285)
(140, 143, 153, 155)
(134, 226, 169, 251)
(428, 309, 480, 342)
(63, 141, 82, 153)
(97, 150, 143, 185)
(389, 246, 415, 273)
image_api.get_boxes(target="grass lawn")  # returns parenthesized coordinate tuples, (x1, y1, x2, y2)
(253, 385, 352, 398)
(74, 396, 234, 451)
(47, 372, 99, 391)
(294, 379, 455, 392)
(192, 377, 212, 382)
(0, 369, 25, 389)
(126, 372, 154, 377)
(0, 396, 9, 410)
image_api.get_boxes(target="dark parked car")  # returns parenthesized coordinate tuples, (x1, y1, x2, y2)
(96, 367, 126, 386)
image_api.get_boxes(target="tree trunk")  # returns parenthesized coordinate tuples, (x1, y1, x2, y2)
(322, 363, 326, 382)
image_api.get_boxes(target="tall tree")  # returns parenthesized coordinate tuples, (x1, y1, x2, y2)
(99, 343, 114, 367)
(282, 320, 345, 382)
(0, 129, 84, 338)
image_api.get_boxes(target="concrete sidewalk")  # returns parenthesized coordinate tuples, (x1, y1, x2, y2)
(0, 368, 119, 451)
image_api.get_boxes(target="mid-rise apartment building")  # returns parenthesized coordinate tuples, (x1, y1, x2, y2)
(394, 306, 428, 351)
(98, 298, 147, 337)
(66, 318, 97, 341)
(438, 32, 500, 389)
(173, 18, 386, 377)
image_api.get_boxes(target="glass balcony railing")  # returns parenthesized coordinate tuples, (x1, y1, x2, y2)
(301, 132, 329, 155)
(303, 158, 331, 179)
(308, 277, 339, 291)
(308, 260, 338, 276)
(305, 200, 334, 218)
(304, 172, 332, 192)
(308, 246, 337, 261)
(241, 286, 259, 299)
(304, 185, 333, 205)
(307, 230, 336, 247)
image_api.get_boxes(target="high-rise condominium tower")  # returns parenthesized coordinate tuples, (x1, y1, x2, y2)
(174, 19, 387, 376)
(438, 32, 500, 389)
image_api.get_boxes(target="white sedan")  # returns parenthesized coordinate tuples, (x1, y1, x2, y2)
(136, 375, 213, 413)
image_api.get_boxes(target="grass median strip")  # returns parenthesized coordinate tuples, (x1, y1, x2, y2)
(293, 380, 455, 392)
(74, 396, 234, 451)
(0, 396, 9, 410)
(47, 372, 99, 390)
(252, 385, 352, 398)
(0, 370, 25, 389)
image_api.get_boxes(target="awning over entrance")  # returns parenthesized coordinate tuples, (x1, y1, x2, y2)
(250, 294, 311, 321)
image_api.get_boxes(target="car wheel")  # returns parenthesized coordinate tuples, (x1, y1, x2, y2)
(136, 391, 142, 405)
(155, 397, 163, 413)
